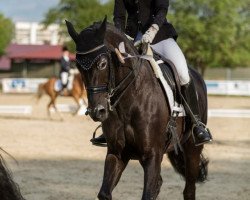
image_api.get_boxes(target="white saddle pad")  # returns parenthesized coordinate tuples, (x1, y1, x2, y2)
(54, 80, 63, 92)
(54, 77, 74, 92)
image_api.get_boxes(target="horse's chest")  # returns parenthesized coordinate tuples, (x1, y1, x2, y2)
(124, 124, 136, 145)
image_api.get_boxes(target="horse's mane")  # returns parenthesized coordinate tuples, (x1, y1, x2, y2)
(81, 21, 138, 55)
(105, 23, 138, 55)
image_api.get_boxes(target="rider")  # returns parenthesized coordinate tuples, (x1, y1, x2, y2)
(91, 0, 212, 146)
(60, 46, 71, 94)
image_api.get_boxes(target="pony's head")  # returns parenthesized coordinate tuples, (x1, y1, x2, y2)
(66, 17, 135, 122)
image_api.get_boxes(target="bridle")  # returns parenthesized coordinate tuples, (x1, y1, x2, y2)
(76, 44, 140, 111)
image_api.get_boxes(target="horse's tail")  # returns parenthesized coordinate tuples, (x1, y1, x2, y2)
(167, 150, 209, 183)
(0, 155, 25, 200)
(36, 83, 45, 102)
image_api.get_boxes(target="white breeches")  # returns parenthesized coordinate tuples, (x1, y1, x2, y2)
(151, 38, 190, 85)
(61, 72, 69, 85)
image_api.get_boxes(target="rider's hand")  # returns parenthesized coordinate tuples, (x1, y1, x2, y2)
(141, 43, 149, 55)
(141, 24, 159, 44)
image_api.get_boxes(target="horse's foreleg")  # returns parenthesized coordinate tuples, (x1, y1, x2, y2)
(47, 100, 53, 118)
(98, 154, 129, 200)
(53, 104, 63, 121)
(140, 152, 163, 200)
(72, 95, 83, 116)
(48, 95, 63, 120)
(82, 89, 88, 106)
(183, 138, 203, 200)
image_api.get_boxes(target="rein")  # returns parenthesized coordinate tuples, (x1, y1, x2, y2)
(76, 44, 140, 111)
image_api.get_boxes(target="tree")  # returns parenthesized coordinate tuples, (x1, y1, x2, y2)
(0, 14, 14, 56)
(43, 0, 114, 50)
(168, 0, 250, 75)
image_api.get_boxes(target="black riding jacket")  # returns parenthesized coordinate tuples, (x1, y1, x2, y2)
(113, 0, 178, 44)
(60, 57, 70, 73)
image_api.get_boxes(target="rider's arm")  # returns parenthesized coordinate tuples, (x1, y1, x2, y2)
(153, 0, 169, 28)
(142, 0, 169, 44)
(113, 0, 126, 32)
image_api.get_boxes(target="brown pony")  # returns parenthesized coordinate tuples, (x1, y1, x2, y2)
(37, 73, 87, 118)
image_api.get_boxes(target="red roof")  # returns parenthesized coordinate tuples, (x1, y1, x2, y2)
(0, 56, 11, 70)
(0, 44, 75, 70)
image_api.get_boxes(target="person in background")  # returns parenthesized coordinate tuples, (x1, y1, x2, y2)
(60, 46, 71, 94)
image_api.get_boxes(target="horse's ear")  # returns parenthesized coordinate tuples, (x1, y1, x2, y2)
(96, 16, 107, 39)
(65, 20, 79, 43)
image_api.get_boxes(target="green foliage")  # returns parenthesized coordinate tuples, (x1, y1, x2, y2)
(42, 0, 114, 51)
(168, 0, 250, 74)
(0, 14, 14, 56)
(44, 0, 250, 73)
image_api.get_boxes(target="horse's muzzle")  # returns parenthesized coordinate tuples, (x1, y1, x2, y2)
(88, 104, 107, 122)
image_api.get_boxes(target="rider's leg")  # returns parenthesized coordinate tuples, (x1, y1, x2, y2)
(181, 81, 212, 146)
(151, 38, 212, 146)
(60, 72, 68, 94)
(151, 38, 190, 85)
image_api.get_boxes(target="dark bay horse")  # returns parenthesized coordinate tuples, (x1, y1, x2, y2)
(66, 18, 209, 200)
(37, 73, 87, 117)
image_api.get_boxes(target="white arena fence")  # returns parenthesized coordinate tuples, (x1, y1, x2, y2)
(0, 105, 32, 114)
(0, 104, 87, 116)
(206, 80, 250, 96)
(1, 79, 250, 116)
(208, 109, 250, 118)
(0, 105, 249, 118)
(2, 78, 48, 93)
(2, 78, 250, 96)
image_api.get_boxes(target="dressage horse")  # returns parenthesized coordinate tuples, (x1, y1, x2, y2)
(66, 17, 209, 200)
(37, 73, 87, 117)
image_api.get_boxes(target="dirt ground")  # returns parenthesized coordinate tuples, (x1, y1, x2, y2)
(0, 94, 249, 200)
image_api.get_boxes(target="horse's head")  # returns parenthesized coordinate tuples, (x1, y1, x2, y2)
(66, 17, 136, 122)
(66, 17, 110, 121)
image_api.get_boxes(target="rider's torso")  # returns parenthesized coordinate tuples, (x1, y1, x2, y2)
(117, 0, 178, 43)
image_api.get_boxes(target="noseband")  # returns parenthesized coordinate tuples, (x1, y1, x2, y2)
(76, 44, 139, 111)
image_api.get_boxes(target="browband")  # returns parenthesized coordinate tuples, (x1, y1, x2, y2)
(76, 44, 105, 55)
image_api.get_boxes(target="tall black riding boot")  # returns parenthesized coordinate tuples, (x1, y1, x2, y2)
(181, 81, 212, 146)
(60, 82, 67, 95)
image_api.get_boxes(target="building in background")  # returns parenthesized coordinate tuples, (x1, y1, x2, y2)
(0, 21, 75, 79)
(13, 22, 61, 45)
(0, 44, 75, 78)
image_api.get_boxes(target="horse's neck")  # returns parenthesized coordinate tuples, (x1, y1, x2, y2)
(106, 27, 137, 56)
(117, 56, 160, 106)
(106, 27, 160, 100)
(134, 60, 158, 90)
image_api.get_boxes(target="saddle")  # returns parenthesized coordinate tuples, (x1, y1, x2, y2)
(115, 42, 186, 116)
(153, 51, 182, 105)
(54, 72, 76, 93)
(149, 49, 190, 153)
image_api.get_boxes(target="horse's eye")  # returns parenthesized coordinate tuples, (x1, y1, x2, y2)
(97, 57, 108, 70)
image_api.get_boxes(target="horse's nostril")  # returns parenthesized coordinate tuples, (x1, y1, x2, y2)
(98, 108, 106, 115)
(94, 105, 106, 119)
